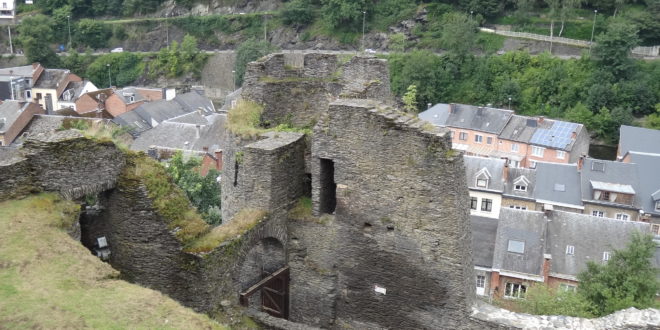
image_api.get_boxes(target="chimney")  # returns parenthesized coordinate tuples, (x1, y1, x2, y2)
(215, 150, 223, 171)
(502, 162, 509, 182)
(195, 124, 201, 139)
(147, 146, 158, 160)
(577, 154, 585, 170)
(542, 254, 552, 284)
(571, 131, 577, 139)
(449, 103, 454, 113)
(538, 116, 545, 124)
(427, 103, 432, 110)
(202, 146, 209, 153)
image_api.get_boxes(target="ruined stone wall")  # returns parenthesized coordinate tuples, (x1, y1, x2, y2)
(296, 99, 474, 329)
(0, 131, 125, 201)
(241, 53, 391, 128)
(221, 131, 306, 223)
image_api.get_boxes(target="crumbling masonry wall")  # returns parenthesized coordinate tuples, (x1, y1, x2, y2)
(288, 99, 475, 329)
(241, 53, 392, 128)
(221, 131, 306, 222)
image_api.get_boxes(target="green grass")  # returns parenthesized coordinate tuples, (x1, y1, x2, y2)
(186, 209, 268, 253)
(0, 194, 226, 329)
(227, 99, 266, 139)
(476, 32, 505, 54)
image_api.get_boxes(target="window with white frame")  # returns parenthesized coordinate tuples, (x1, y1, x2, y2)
(507, 240, 525, 253)
(566, 245, 575, 255)
(449, 130, 455, 139)
(459, 132, 468, 141)
(475, 134, 483, 143)
(652, 224, 660, 235)
(615, 213, 630, 221)
(509, 205, 527, 210)
(511, 143, 519, 152)
(532, 146, 545, 157)
(514, 184, 527, 191)
(476, 275, 485, 288)
(556, 150, 565, 159)
(476, 178, 488, 188)
(481, 199, 493, 212)
(655, 201, 660, 211)
(559, 283, 577, 292)
(592, 210, 604, 217)
(603, 251, 610, 261)
(486, 137, 493, 144)
(529, 161, 537, 169)
(504, 282, 526, 299)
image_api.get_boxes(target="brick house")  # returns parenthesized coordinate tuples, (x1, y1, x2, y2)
(471, 208, 651, 299)
(104, 87, 165, 118)
(419, 104, 590, 169)
(0, 101, 44, 146)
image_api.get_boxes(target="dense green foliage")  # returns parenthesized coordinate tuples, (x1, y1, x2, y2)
(75, 19, 111, 49)
(234, 38, 278, 87)
(167, 152, 222, 225)
(148, 35, 208, 79)
(388, 49, 660, 142)
(85, 52, 144, 88)
(578, 232, 659, 316)
(281, 0, 314, 27)
(510, 232, 658, 317)
(16, 15, 61, 67)
(172, 14, 265, 47)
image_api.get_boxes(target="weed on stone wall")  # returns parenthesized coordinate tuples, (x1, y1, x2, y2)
(186, 208, 268, 253)
(227, 99, 265, 139)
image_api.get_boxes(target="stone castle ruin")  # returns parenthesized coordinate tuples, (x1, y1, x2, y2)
(1, 53, 658, 329)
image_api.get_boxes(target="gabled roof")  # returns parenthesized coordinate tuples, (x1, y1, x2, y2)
(418, 103, 513, 135)
(619, 125, 660, 157)
(535, 162, 582, 208)
(546, 211, 650, 279)
(0, 101, 29, 134)
(173, 91, 215, 113)
(33, 69, 70, 89)
(463, 155, 505, 192)
(492, 208, 545, 278)
(471, 215, 498, 268)
(113, 87, 148, 104)
(499, 115, 542, 143)
(580, 158, 641, 208)
(628, 152, 660, 215)
(130, 114, 226, 152)
(0, 65, 34, 78)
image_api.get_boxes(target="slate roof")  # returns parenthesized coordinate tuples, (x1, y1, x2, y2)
(59, 81, 85, 102)
(130, 114, 226, 152)
(546, 211, 650, 279)
(619, 125, 660, 157)
(113, 87, 148, 104)
(580, 158, 641, 208)
(463, 155, 505, 192)
(33, 69, 69, 89)
(0, 101, 28, 134)
(112, 92, 215, 136)
(0, 65, 34, 78)
(628, 152, 660, 215)
(492, 208, 546, 277)
(535, 162, 582, 208)
(419, 103, 513, 134)
(219, 88, 242, 112)
(499, 115, 543, 143)
(503, 166, 536, 200)
(471, 215, 498, 268)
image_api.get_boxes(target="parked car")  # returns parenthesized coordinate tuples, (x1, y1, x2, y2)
(111, 47, 124, 53)
(365, 48, 376, 54)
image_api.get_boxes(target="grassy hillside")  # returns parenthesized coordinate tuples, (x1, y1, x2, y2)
(0, 194, 226, 330)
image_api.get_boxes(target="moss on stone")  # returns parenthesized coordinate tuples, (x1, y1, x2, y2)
(185, 208, 268, 253)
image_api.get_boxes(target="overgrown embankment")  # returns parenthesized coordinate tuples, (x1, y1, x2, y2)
(0, 194, 226, 329)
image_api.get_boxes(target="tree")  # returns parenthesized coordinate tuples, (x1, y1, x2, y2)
(388, 33, 406, 52)
(558, 0, 585, 37)
(460, 0, 504, 17)
(644, 104, 660, 129)
(592, 20, 640, 78)
(75, 19, 111, 49)
(167, 152, 222, 225)
(281, 0, 314, 27)
(402, 84, 418, 113)
(439, 12, 477, 58)
(517, 284, 594, 317)
(52, 5, 73, 45)
(17, 15, 60, 67)
(234, 38, 277, 87)
(544, 0, 561, 47)
(86, 53, 143, 87)
(577, 232, 659, 316)
(320, 0, 367, 30)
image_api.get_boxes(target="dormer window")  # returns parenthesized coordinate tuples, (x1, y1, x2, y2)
(655, 201, 660, 212)
(513, 176, 529, 192)
(591, 161, 605, 172)
(476, 178, 488, 188)
(475, 168, 491, 189)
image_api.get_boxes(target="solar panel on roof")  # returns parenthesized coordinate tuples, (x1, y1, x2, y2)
(530, 121, 578, 149)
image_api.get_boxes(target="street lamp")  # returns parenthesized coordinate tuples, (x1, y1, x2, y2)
(470, 10, 473, 20)
(361, 11, 366, 52)
(7, 25, 12, 54)
(106, 63, 111, 87)
(508, 96, 512, 110)
(67, 15, 72, 51)
(231, 70, 236, 90)
(589, 10, 597, 53)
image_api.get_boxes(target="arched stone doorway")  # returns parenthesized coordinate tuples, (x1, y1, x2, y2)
(239, 237, 289, 319)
